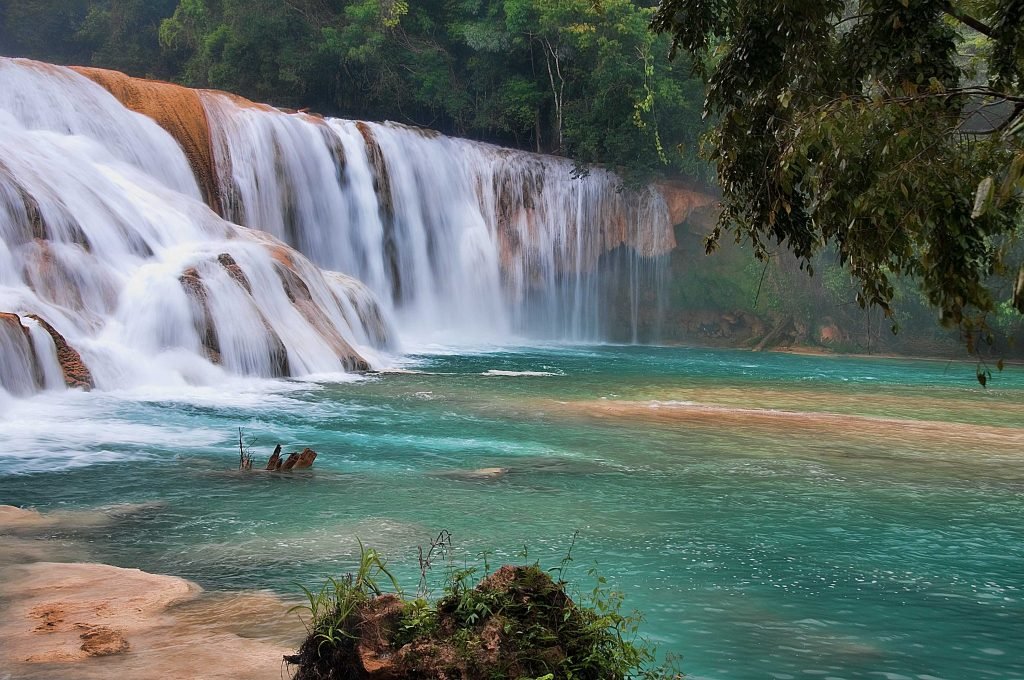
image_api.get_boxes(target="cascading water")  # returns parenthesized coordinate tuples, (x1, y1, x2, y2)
(0, 57, 691, 398)
(0, 59, 394, 398)
(201, 95, 677, 344)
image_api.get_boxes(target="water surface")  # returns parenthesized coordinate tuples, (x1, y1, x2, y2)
(1, 345, 1022, 680)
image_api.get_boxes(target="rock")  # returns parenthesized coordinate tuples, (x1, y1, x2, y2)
(71, 66, 224, 214)
(287, 564, 595, 680)
(273, 262, 369, 372)
(433, 467, 510, 481)
(25, 315, 93, 390)
(217, 253, 252, 293)
(655, 179, 718, 227)
(819, 321, 844, 345)
(77, 624, 130, 657)
(178, 267, 221, 364)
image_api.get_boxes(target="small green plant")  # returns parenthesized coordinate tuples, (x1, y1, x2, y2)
(288, 533, 683, 680)
(290, 539, 401, 652)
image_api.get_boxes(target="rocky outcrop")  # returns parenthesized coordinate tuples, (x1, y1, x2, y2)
(179, 244, 373, 375)
(655, 180, 718, 227)
(178, 261, 290, 376)
(71, 66, 222, 213)
(274, 262, 369, 372)
(179, 266, 221, 364)
(288, 565, 620, 680)
(0, 312, 40, 394)
(217, 253, 252, 293)
(25, 315, 93, 390)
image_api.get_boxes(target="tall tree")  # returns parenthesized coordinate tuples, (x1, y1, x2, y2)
(652, 0, 1024, 362)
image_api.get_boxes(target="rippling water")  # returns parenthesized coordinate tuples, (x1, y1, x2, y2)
(2, 345, 1022, 680)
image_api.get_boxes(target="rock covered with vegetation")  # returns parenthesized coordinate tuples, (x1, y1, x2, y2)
(286, 548, 679, 680)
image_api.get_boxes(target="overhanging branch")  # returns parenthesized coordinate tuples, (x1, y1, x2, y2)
(939, 1, 996, 39)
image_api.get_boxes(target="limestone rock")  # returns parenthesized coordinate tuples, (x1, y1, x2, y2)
(26, 315, 93, 390)
(178, 267, 221, 364)
(655, 179, 718, 227)
(217, 253, 252, 294)
(71, 66, 223, 213)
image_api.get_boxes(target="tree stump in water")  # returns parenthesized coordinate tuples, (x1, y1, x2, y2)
(265, 444, 283, 471)
(294, 448, 317, 469)
(254, 444, 316, 472)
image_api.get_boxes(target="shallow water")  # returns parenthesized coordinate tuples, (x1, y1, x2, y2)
(1, 345, 1023, 680)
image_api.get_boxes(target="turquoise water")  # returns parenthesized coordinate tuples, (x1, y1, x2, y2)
(2, 345, 1023, 679)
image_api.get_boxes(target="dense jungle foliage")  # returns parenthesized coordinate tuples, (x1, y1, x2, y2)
(653, 0, 1024, 364)
(0, 0, 710, 181)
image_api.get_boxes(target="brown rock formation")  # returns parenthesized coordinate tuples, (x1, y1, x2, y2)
(655, 180, 718, 227)
(179, 260, 291, 376)
(274, 261, 369, 372)
(356, 122, 402, 304)
(287, 565, 595, 680)
(179, 267, 221, 364)
(0, 312, 42, 391)
(25, 315, 93, 390)
(0, 312, 27, 336)
(71, 66, 222, 213)
(217, 253, 253, 293)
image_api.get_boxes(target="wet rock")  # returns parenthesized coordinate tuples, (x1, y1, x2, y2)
(26, 315, 93, 390)
(217, 253, 252, 293)
(72, 66, 224, 214)
(78, 625, 130, 657)
(435, 467, 511, 481)
(274, 262, 370, 372)
(178, 267, 221, 364)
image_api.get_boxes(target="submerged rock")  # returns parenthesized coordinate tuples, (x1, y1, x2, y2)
(435, 466, 511, 481)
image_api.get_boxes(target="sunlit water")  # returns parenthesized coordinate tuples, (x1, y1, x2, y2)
(1, 345, 1022, 680)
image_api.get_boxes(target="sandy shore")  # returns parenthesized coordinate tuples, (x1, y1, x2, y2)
(0, 505, 301, 680)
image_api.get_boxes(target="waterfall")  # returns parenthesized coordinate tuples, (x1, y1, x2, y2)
(0, 59, 394, 397)
(1, 57, 689, 397)
(201, 97, 676, 344)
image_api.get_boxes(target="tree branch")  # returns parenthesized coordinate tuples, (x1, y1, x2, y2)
(938, 1, 997, 39)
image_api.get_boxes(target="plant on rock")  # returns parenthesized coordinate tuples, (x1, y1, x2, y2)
(286, 538, 681, 679)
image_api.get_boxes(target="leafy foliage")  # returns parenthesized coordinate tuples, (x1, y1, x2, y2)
(652, 0, 1024, 359)
(0, 0, 711, 181)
